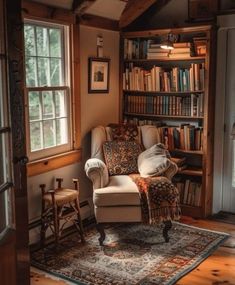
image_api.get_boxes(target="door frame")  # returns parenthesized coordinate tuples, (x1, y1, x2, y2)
(0, 0, 30, 284)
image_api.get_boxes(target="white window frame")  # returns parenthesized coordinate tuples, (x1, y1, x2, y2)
(24, 19, 72, 161)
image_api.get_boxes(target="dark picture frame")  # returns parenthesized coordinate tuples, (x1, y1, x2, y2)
(188, 0, 218, 22)
(88, 57, 110, 93)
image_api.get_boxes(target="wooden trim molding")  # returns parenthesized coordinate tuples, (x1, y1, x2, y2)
(27, 149, 82, 177)
(22, 0, 76, 24)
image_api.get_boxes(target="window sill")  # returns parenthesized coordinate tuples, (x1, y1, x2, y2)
(27, 149, 82, 177)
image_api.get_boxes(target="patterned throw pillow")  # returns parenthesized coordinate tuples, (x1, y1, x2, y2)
(108, 123, 139, 142)
(103, 141, 142, 176)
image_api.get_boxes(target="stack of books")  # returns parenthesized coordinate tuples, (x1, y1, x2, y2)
(171, 157, 187, 171)
(169, 42, 192, 58)
(147, 41, 169, 59)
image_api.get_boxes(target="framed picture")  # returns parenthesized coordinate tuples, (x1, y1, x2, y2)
(88, 57, 110, 93)
(188, 0, 218, 21)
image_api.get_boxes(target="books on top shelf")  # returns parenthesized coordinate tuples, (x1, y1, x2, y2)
(176, 180, 202, 207)
(123, 39, 196, 60)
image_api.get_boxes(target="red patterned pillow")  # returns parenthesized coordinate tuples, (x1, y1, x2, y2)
(103, 141, 142, 175)
(108, 123, 139, 141)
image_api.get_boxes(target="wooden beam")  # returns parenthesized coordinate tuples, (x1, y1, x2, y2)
(72, 0, 96, 15)
(119, 0, 157, 28)
(79, 14, 119, 31)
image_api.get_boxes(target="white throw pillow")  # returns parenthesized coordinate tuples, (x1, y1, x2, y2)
(138, 143, 171, 177)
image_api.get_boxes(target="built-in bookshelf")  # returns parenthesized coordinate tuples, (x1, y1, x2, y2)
(120, 26, 215, 218)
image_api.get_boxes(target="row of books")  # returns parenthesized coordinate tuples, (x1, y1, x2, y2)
(176, 180, 202, 206)
(158, 125, 203, 151)
(125, 94, 204, 117)
(124, 39, 199, 60)
(123, 63, 205, 92)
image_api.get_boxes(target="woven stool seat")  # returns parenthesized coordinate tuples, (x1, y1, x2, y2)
(43, 188, 78, 206)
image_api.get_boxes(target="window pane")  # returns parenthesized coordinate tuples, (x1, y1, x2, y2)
(29, 91, 40, 121)
(0, 192, 7, 233)
(43, 120, 56, 148)
(30, 122, 42, 151)
(42, 91, 54, 119)
(56, 118, 68, 145)
(38, 58, 49, 86)
(50, 58, 62, 86)
(49, 28, 61, 57)
(55, 90, 66, 117)
(24, 25, 36, 56)
(25, 57, 37, 87)
(36, 26, 49, 57)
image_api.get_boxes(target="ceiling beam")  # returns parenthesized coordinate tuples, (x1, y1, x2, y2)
(119, 0, 157, 28)
(72, 0, 96, 15)
(79, 14, 119, 31)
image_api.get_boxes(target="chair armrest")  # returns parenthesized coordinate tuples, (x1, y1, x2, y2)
(85, 158, 109, 190)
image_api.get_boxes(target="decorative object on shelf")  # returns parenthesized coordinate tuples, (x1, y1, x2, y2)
(160, 33, 179, 50)
(96, 34, 103, 57)
(88, 57, 110, 93)
(188, 0, 218, 22)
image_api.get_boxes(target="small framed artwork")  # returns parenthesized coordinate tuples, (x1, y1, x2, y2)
(88, 57, 110, 93)
(188, 0, 218, 21)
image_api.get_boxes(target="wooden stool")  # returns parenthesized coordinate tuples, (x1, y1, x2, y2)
(40, 178, 85, 247)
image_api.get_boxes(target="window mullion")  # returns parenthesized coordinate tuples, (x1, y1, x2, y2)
(47, 27, 51, 86)
(34, 26, 39, 86)
(39, 91, 44, 149)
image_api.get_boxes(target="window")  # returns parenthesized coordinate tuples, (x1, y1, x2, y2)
(24, 20, 71, 160)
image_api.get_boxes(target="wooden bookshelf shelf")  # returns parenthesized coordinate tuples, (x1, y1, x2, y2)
(178, 167, 203, 176)
(172, 149, 203, 155)
(124, 56, 206, 63)
(123, 90, 205, 96)
(180, 205, 203, 218)
(124, 112, 204, 120)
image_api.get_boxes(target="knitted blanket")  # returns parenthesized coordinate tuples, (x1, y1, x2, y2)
(130, 174, 181, 224)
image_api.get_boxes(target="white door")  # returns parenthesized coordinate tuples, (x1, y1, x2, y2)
(222, 28, 235, 213)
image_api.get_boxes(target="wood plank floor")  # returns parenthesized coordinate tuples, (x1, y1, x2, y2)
(31, 217, 235, 285)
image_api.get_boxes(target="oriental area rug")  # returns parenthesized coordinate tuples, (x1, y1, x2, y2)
(31, 222, 229, 285)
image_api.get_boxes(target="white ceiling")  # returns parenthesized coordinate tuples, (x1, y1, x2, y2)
(30, 0, 127, 20)
(86, 0, 126, 20)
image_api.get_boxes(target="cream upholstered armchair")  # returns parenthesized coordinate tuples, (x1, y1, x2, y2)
(85, 124, 180, 245)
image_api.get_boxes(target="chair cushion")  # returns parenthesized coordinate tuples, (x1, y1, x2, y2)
(93, 175, 140, 206)
(43, 188, 78, 207)
(103, 140, 142, 175)
(138, 143, 171, 177)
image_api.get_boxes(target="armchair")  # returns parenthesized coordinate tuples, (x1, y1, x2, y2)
(85, 125, 180, 245)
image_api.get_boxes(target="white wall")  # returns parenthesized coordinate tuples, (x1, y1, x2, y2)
(28, 25, 120, 243)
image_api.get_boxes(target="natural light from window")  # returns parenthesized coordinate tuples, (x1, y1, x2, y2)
(24, 21, 70, 158)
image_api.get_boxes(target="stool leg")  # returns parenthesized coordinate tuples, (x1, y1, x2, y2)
(53, 204, 60, 246)
(74, 199, 85, 243)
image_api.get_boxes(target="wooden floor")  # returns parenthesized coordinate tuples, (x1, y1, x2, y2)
(31, 217, 235, 285)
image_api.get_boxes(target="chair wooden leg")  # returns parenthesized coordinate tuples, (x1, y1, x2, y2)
(96, 223, 106, 246)
(74, 199, 85, 243)
(163, 220, 172, 243)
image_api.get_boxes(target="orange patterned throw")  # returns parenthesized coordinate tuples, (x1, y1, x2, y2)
(130, 174, 181, 224)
